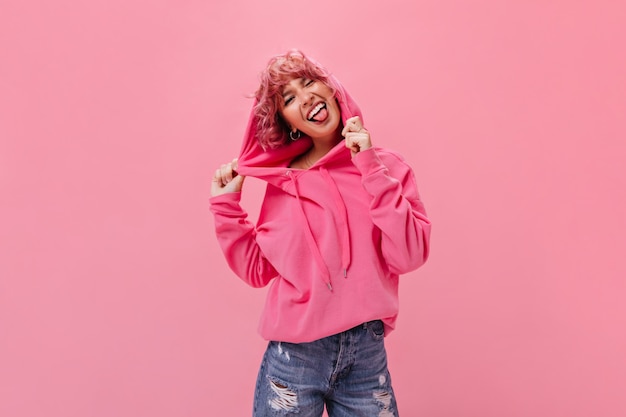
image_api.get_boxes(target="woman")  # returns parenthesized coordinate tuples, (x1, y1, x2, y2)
(210, 50, 431, 417)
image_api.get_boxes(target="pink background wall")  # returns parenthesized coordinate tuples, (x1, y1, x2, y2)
(2, 1, 625, 416)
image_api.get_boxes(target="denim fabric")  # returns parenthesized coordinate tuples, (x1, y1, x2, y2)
(252, 320, 398, 417)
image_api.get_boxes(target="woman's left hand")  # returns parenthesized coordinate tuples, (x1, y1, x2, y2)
(342, 116, 372, 157)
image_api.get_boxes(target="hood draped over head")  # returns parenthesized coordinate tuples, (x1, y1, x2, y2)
(234, 51, 364, 290)
(235, 52, 363, 181)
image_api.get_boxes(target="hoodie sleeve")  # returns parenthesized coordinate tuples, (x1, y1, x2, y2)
(209, 192, 278, 287)
(352, 148, 431, 275)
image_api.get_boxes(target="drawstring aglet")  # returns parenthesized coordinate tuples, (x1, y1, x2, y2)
(343, 268, 347, 278)
(327, 282, 333, 291)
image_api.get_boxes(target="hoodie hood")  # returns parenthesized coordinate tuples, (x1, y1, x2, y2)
(236, 74, 363, 183)
(235, 75, 362, 290)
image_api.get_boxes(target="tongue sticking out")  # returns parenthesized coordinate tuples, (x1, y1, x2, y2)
(312, 107, 329, 123)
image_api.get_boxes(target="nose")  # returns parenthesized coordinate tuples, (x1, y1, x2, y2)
(300, 90, 313, 107)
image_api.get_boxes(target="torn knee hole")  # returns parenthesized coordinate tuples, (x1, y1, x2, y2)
(374, 390, 395, 417)
(374, 391, 391, 403)
(269, 379, 298, 411)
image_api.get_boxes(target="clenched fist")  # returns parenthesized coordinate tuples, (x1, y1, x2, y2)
(342, 116, 371, 157)
(211, 158, 245, 196)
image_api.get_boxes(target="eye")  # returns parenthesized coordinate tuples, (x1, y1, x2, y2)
(305, 78, 315, 87)
(284, 96, 295, 106)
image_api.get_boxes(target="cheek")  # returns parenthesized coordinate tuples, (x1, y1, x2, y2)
(330, 100, 342, 121)
(280, 108, 296, 125)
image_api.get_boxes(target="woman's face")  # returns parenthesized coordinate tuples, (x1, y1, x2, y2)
(279, 77, 342, 144)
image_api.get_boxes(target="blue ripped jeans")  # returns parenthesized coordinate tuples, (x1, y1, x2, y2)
(252, 320, 399, 417)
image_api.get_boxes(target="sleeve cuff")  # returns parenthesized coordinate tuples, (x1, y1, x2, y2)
(352, 148, 386, 177)
(209, 192, 243, 214)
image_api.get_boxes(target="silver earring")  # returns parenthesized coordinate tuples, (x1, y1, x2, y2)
(289, 130, 301, 141)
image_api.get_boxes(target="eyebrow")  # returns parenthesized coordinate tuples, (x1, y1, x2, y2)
(282, 78, 306, 98)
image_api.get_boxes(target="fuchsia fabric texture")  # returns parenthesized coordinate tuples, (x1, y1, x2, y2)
(210, 75, 431, 343)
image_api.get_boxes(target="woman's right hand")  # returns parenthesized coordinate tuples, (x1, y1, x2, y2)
(211, 158, 245, 196)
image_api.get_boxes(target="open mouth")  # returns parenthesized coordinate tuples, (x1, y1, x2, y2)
(307, 102, 328, 122)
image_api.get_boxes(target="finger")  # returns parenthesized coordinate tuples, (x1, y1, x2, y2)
(213, 168, 223, 185)
(218, 164, 228, 184)
(350, 116, 363, 132)
(231, 158, 239, 173)
(342, 117, 353, 135)
(231, 174, 245, 189)
(342, 116, 364, 136)
(220, 163, 234, 184)
(345, 132, 362, 144)
(344, 134, 358, 152)
(341, 116, 356, 136)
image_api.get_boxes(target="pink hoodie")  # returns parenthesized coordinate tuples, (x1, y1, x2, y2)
(209, 75, 431, 343)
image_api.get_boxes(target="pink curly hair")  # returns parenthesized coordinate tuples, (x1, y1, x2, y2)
(254, 50, 334, 149)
